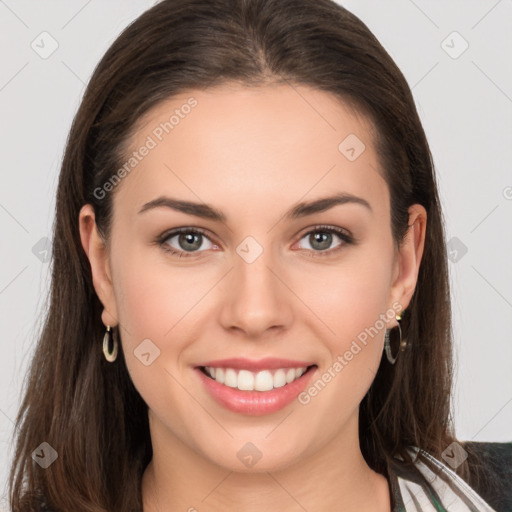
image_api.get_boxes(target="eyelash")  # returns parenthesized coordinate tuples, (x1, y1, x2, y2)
(156, 225, 354, 259)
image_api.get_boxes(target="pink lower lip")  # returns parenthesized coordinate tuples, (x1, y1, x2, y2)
(195, 366, 317, 416)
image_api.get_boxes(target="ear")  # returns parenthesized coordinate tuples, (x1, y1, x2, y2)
(78, 204, 119, 327)
(388, 204, 427, 326)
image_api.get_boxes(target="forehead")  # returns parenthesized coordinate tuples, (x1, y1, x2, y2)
(131, 82, 374, 150)
(113, 83, 386, 217)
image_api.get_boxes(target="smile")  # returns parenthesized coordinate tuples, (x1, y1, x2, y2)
(195, 362, 318, 416)
(200, 366, 310, 391)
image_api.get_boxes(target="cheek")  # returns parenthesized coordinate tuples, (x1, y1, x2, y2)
(111, 246, 220, 395)
(291, 248, 393, 409)
(295, 253, 393, 346)
(110, 248, 188, 382)
(112, 254, 195, 417)
(296, 270, 389, 427)
(115, 269, 175, 343)
(113, 244, 206, 342)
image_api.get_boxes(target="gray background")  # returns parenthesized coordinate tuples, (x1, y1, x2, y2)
(1, 0, 511, 505)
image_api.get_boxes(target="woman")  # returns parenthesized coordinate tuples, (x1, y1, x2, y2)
(8, 0, 510, 510)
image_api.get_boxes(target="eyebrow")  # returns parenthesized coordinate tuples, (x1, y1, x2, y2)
(138, 193, 372, 222)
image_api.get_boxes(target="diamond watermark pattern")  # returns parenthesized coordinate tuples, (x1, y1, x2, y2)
(442, 441, 468, 469)
(447, 236, 468, 263)
(32, 442, 58, 469)
(134, 338, 161, 366)
(441, 31, 469, 60)
(31, 236, 52, 262)
(237, 442, 263, 468)
(236, 236, 263, 264)
(338, 134, 366, 161)
(30, 31, 59, 59)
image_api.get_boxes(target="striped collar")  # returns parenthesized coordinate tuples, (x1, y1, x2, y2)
(386, 446, 497, 511)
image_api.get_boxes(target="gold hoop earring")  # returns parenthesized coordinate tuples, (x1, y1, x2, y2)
(103, 325, 118, 363)
(384, 312, 408, 365)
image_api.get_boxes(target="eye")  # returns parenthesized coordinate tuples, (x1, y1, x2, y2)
(156, 225, 354, 259)
(296, 225, 354, 256)
(158, 227, 216, 257)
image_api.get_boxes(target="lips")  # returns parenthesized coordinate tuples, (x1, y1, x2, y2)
(194, 358, 318, 415)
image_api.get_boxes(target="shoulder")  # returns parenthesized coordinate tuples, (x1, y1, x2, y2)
(386, 443, 511, 511)
(460, 440, 512, 512)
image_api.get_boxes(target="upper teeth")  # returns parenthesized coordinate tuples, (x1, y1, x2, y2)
(204, 366, 308, 391)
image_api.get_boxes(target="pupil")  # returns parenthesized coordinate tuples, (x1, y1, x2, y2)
(180, 233, 201, 251)
(312, 232, 331, 250)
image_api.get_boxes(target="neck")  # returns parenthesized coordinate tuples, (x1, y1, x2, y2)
(141, 412, 391, 512)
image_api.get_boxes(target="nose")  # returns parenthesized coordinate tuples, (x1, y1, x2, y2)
(219, 245, 293, 339)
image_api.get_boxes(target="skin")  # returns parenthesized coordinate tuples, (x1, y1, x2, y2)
(79, 82, 426, 512)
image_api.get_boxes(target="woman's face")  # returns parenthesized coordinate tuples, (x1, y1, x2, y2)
(80, 83, 425, 473)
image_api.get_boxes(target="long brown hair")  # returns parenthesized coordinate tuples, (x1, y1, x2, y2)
(9, 0, 496, 510)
